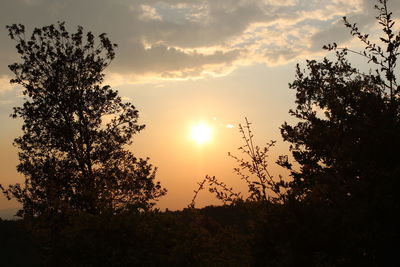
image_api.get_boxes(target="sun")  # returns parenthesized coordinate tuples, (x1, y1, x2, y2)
(190, 123, 212, 144)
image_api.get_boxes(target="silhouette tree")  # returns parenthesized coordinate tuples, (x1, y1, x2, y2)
(280, 0, 400, 203)
(278, 1, 400, 262)
(0, 23, 166, 217)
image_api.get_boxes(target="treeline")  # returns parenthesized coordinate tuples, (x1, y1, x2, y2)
(1, 199, 397, 266)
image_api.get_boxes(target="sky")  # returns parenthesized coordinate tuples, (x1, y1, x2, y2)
(0, 0, 399, 216)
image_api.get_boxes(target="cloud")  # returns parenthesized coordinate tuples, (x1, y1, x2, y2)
(139, 5, 162, 21)
(114, 43, 241, 77)
(0, 75, 21, 106)
(0, 0, 394, 83)
(0, 75, 14, 95)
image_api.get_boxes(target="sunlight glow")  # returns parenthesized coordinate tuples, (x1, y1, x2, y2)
(190, 123, 212, 144)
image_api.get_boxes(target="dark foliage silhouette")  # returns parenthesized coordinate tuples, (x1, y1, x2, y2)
(0, 23, 166, 217)
(0, 207, 253, 266)
(275, 0, 400, 264)
(281, 0, 400, 203)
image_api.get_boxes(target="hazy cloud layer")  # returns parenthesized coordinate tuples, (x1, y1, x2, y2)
(0, 0, 399, 84)
(0, 75, 14, 95)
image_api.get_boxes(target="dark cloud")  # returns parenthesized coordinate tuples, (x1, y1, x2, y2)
(0, 0, 394, 82)
(114, 42, 240, 77)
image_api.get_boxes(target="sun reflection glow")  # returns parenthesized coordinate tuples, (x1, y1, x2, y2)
(190, 123, 212, 144)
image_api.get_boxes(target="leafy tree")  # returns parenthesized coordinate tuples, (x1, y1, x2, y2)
(278, 1, 400, 263)
(0, 22, 166, 217)
(280, 0, 400, 203)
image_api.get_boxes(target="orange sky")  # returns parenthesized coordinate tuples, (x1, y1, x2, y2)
(0, 63, 297, 212)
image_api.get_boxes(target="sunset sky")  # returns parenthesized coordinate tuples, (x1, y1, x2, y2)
(1, 0, 399, 214)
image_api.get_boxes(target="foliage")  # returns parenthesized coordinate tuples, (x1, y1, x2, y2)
(190, 118, 288, 207)
(0, 22, 166, 217)
(277, 0, 400, 263)
(2, 199, 397, 266)
(0, 219, 41, 266)
(280, 0, 400, 203)
(3, 207, 252, 266)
